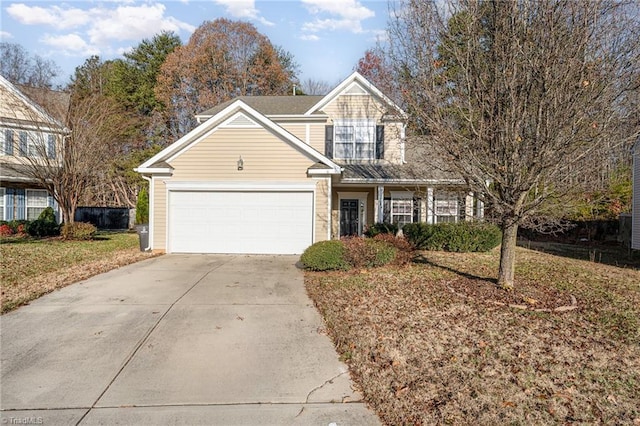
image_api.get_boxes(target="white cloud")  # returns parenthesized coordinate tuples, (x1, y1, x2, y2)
(87, 4, 195, 46)
(40, 33, 100, 56)
(213, 0, 274, 26)
(6, 2, 195, 58)
(7, 4, 91, 30)
(299, 34, 320, 41)
(0, 31, 13, 39)
(301, 0, 375, 35)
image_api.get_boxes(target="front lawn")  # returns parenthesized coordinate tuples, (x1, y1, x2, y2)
(1, 232, 157, 313)
(306, 247, 640, 424)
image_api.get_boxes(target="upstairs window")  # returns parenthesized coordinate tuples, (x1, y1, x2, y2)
(334, 120, 375, 160)
(1, 129, 14, 155)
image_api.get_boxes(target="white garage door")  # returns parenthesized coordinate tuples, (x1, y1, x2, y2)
(168, 190, 313, 254)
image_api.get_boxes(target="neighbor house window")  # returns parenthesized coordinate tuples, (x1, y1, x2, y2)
(0, 188, 5, 220)
(1, 129, 14, 155)
(27, 131, 43, 157)
(435, 192, 459, 223)
(26, 189, 48, 220)
(334, 120, 375, 160)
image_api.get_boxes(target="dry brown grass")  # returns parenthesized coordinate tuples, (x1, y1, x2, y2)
(1, 233, 159, 313)
(305, 247, 640, 425)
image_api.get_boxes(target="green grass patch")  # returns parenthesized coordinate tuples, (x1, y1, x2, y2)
(1, 232, 155, 313)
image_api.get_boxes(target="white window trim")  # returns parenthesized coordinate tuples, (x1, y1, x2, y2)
(0, 188, 5, 221)
(26, 189, 48, 221)
(434, 192, 459, 223)
(390, 191, 414, 226)
(333, 119, 376, 160)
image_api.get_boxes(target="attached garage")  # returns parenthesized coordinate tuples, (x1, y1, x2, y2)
(166, 183, 314, 254)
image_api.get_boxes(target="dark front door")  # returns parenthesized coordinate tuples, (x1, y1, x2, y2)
(340, 199, 359, 237)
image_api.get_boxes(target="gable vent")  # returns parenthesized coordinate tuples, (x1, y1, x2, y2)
(222, 113, 259, 128)
(344, 83, 367, 95)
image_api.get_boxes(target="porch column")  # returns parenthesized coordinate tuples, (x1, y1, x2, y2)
(376, 186, 384, 223)
(476, 197, 485, 220)
(427, 187, 434, 224)
(465, 192, 474, 221)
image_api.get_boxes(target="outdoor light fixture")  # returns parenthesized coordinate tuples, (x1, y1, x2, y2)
(237, 156, 244, 171)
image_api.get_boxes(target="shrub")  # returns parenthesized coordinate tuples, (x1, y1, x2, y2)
(300, 240, 350, 271)
(364, 222, 399, 237)
(27, 207, 59, 237)
(0, 224, 13, 237)
(61, 222, 97, 240)
(342, 237, 397, 268)
(136, 186, 149, 225)
(372, 233, 415, 265)
(403, 221, 501, 252)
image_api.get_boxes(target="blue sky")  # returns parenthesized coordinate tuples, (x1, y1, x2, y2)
(1, 0, 392, 87)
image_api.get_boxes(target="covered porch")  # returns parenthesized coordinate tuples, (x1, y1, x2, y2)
(331, 164, 484, 238)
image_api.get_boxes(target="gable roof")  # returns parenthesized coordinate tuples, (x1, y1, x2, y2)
(137, 99, 341, 174)
(305, 71, 406, 119)
(0, 75, 67, 131)
(196, 95, 325, 120)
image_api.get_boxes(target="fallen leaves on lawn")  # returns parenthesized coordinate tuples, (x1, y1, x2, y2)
(305, 248, 640, 425)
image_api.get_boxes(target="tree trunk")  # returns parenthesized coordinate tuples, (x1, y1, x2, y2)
(497, 221, 518, 290)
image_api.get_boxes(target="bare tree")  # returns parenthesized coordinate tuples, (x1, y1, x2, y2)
(299, 78, 333, 95)
(3, 86, 132, 223)
(0, 42, 61, 88)
(387, 0, 640, 288)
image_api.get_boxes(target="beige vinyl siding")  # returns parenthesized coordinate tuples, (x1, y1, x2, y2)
(307, 123, 326, 154)
(321, 95, 386, 121)
(152, 177, 167, 251)
(383, 122, 404, 164)
(169, 128, 315, 180)
(321, 94, 404, 165)
(276, 122, 328, 155)
(278, 123, 307, 143)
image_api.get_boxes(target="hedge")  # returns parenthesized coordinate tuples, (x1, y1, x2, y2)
(402, 221, 501, 252)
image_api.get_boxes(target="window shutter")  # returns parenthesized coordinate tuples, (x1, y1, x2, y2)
(4, 130, 14, 155)
(376, 125, 384, 159)
(15, 189, 25, 220)
(325, 125, 334, 159)
(47, 134, 56, 159)
(19, 132, 28, 156)
(413, 198, 421, 223)
(5, 188, 14, 220)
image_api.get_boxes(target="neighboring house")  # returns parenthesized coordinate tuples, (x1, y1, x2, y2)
(0, 75, 66, 222)
(136, 72, 482, 254)
(633, 139, 640, 250)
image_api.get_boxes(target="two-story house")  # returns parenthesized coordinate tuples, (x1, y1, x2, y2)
(136, 72, 482, 254)
(0, 75, 66, 222)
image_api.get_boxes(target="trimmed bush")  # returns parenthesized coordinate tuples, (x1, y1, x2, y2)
(61, 222, 97, 240)
(364, 222, 399, 237)
(372, 233, 415, 265)
(300, 240, 350, 271)
(0, 224, 13, 237)
(342, 237, 397, 268)
(403, 221, 501, 252)
(136, 186, 149, 225)
(27, 207, 59, 237)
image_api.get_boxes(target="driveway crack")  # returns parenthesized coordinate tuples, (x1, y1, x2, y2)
(75, 257, 235, 425)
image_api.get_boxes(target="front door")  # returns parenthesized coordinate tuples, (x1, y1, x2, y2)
(340, 199, 359, 236)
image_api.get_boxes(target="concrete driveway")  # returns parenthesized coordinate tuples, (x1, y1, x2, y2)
(0, 255, 380, 425)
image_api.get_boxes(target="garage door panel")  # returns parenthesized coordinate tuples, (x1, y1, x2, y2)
(168, 190, 313, 254)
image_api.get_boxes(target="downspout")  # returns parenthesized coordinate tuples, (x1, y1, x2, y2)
(141, 174, 152, 251)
